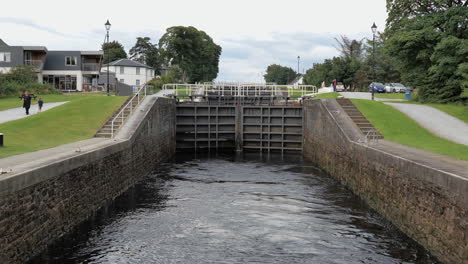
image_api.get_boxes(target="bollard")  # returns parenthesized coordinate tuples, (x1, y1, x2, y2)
(0, 133, 3, 147)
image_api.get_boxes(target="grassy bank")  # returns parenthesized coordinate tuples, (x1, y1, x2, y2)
(0, 92, 107, 111)
(374, 93, 406, 99)
(0, 95, 127, 158)
(315, 92, 340, 99)
(351, 99, 468, 161)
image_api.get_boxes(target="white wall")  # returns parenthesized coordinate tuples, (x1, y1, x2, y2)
(102, 65, 154, 87)
(0, 67, 11, 74)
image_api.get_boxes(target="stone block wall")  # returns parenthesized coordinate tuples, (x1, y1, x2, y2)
(0, 97, 176, 264)
(303, 99, 468, 264)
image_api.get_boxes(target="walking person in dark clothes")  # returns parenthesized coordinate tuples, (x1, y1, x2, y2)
(21, 91, 32, 115)
(38, 98, 44, 112)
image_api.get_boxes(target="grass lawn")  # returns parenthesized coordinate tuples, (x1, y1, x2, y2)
(0, 95, 127, 158)
(0, 92, 107, 111)
(374, 93, 406, 99)
(351, 99, 468, 161)
(315, 92, 340, 99)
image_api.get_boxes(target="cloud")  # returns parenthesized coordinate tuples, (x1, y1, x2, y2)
(216, 32, 370, 81)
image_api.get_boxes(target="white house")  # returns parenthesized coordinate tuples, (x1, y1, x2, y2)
(102, 59, 154, 87)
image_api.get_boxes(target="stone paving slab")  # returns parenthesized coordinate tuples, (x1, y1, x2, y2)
(0, 102, 69, 124)
(385, 102, 468, 146)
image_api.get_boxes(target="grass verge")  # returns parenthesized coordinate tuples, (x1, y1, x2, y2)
(0, 96, 127, 158)
(351, 99, 468, 161)
(374, 93, 406, 99)
(0, 92, 107, 111)
(315, 92, 340, 99)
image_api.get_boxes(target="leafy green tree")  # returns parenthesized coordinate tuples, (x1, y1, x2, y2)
(263, 64, 297, 85)
(385, 4, 467, 102)
(159, 26, 222, 83)
(102, 41, 127, 64)
(365, 35, 400, 83)
(129, 37, 163, 74)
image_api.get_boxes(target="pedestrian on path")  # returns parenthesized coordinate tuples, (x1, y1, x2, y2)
(21, 91, 32, 115)
(38, 98, 44, 112)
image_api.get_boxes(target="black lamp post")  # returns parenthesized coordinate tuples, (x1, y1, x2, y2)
(297, 56, 300, 74)
(371, 22, 377, 101)
(105, 19, 111, 96)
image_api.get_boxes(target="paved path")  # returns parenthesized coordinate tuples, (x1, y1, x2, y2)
(0, 102, 68, 124)
(155, 89, 174, 97)
(385, 103, 468, 146)
(339, 92, 406, 101)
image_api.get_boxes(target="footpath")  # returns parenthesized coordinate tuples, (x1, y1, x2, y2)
(0, 102, 68, 124)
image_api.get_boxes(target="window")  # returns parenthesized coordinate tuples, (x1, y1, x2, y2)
(136, 67, 140, 75)
(136, 80, 140, 86)
(120, 79, 124, 83)
(65, 56, 77, 66)
(0, 52, 11, 62)
(120, 66, 124, 74)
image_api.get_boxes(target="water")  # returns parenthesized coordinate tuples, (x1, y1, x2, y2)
(31, 153, 439, 264)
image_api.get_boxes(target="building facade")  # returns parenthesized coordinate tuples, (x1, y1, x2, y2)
(102, 59, 154, 87)
(0, 39, 102, 92)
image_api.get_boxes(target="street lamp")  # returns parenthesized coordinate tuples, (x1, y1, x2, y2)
(297, 56, 300, 74)
(105, 19, 111, 96)
(371, 22, 377, 101)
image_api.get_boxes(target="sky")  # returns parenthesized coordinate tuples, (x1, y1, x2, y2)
(0, 0, 388, 82)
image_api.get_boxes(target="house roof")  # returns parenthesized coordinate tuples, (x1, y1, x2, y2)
(103, 58, 152, 69)
(22, 46, 48, 52)
(81, 51, 103, 56)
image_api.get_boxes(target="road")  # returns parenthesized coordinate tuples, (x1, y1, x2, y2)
(385, 103, 468, 146)
(339, 92, 405, 101)
(0, 102, 68, 124)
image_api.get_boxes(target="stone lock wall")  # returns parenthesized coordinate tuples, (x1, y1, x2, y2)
(303, 99, 468, 264)
(0, 97, 176, 264)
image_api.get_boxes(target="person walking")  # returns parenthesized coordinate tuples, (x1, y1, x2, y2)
(38, 98, 44, 112)
(22, 91, 32, 115)
(332, 80, 337, 92)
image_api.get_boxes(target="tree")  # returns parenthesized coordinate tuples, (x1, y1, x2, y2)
(129, 37, 163, 75)
(101, 41, 127, 64)
(364, 34, 400, 83)
(335, 36, 365, 59)
(159, 26, 222, 83)
(385, 4, 468, 102)
(263, 64, 297, 85)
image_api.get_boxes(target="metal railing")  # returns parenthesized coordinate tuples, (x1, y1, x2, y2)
(162, 83, 318, 99)
(110, 84, 148, 138)
(364, 129, 380, 145)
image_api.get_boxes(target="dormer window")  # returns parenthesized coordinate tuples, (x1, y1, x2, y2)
(65, 56, 77, 66)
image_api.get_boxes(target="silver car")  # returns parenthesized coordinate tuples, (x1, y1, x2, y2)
(384, 83, 406, 93)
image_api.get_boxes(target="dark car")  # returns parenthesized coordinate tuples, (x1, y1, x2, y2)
(368, 82, 385, 93)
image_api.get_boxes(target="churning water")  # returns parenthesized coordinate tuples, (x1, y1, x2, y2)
(31, 153, 439, 264)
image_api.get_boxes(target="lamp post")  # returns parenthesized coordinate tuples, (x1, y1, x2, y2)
(371, 22, 377, 101)
(297, 56, 300, 74)
(105, 19, 111, 96)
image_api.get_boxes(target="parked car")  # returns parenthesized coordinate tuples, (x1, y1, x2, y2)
(368, 82, 386, 93)
(335, 82, 345, 92)
(384, 83, 406, 93)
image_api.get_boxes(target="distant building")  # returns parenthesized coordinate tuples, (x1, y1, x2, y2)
(101, 59, 154, 87)
(0, 39, 102, 91)
(289, 74, 304, 87)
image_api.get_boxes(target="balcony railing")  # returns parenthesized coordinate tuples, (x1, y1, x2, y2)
(24, 60, 44, 71)
(82, 63, 100, 72)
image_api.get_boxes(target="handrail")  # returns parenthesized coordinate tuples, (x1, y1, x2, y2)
(110, 84, 148, 138)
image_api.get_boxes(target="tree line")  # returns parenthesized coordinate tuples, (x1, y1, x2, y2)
(265, 0, 467, 103)
(102, 26, 222, 86)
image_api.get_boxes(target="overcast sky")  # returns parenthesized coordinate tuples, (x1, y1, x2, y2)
(0, 0, 387, 81)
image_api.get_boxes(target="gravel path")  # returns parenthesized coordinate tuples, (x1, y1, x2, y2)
(339, 92, 406, 101)
(0, 102, 68, 124)
(385, 103, 468, 146)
